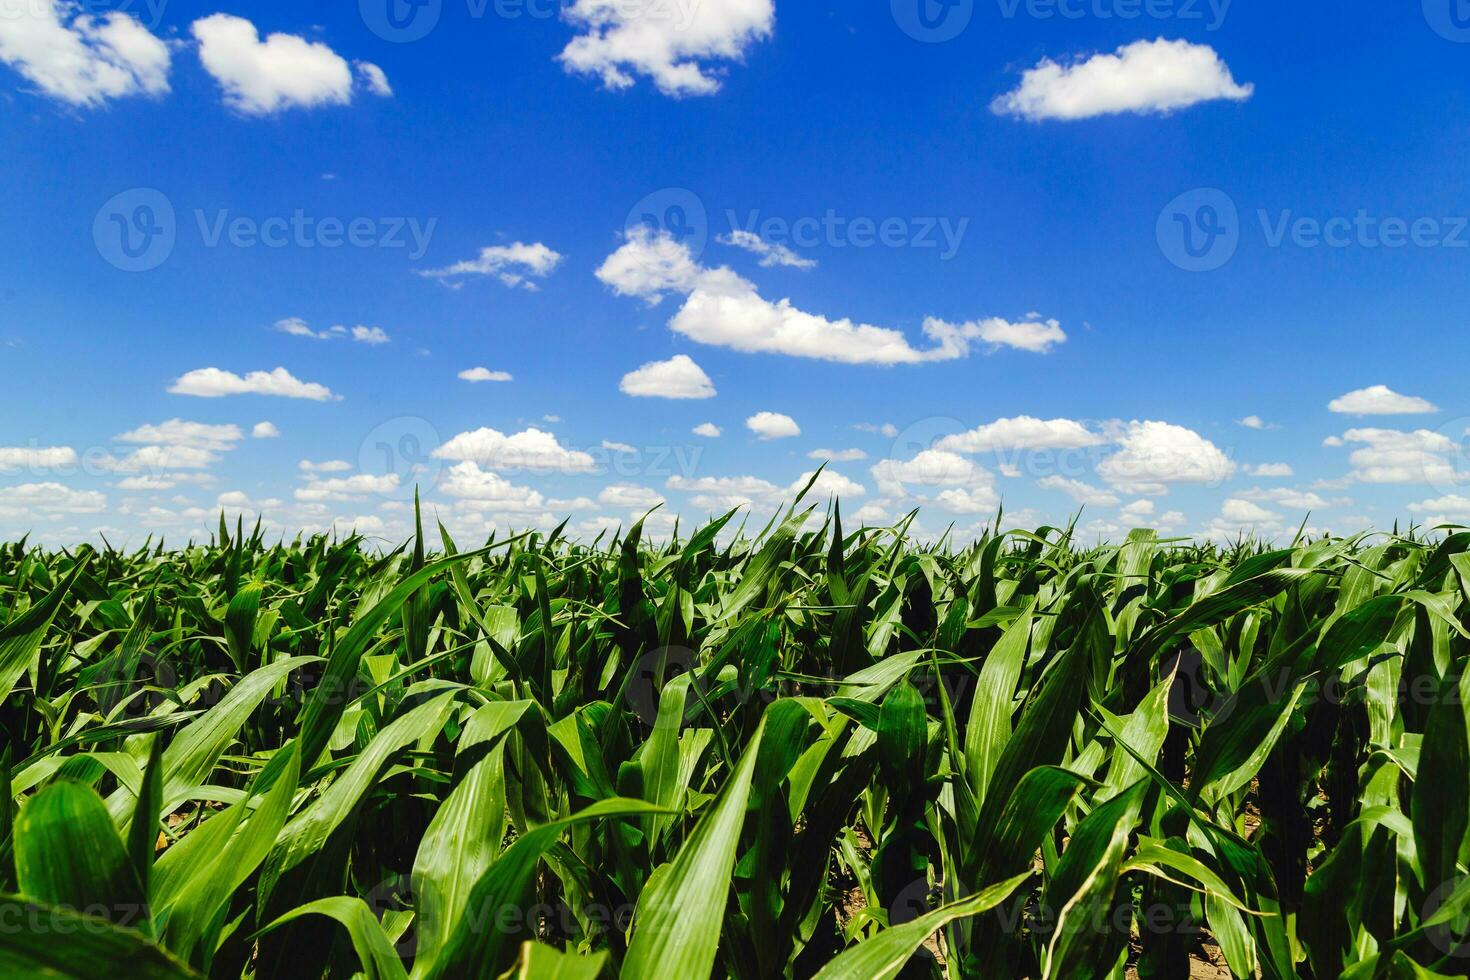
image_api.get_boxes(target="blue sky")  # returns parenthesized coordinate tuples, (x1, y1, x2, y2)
(2, 0, 1468, 544)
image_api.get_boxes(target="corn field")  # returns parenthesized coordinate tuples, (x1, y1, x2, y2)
(2, 497, 1469, 979)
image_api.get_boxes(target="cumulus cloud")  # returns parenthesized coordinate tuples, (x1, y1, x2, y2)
(0, 482, 105, 519)
(1410, 494, 1470, 525)
(1238, 415, 1274, 430)
(295, 473, 399, 502)
(693, 422, 722, 438)
(599, 230, 1067, 365)
(273, 319, 390, 345)
(808, 448, 867, 462)
(459, 367, 514, 383)
(938, 416, 1103, 453)
(1037, 475, 1120, 507)
(0, 446, 79, 472)
(992, 39, 1253, 121)
(559, 0, 774, 97)
(719, 230, 815, 269)
(599, 483, 666, 510)
(1096, 421, 1236, 493)
(192, 15, 385, 115)
(1328, 385, 1439, 416)
(1221, 498, 1279, 524)
(169, 367, 337, 401)
(1246, 462, 1293, 477)
(746, 411, 800, 440)
(1333, 428, 1460, 484)
(438, 462, 548, 512)
(299, 459, 352, 474)
(434, 426, 597, 474)
(0, 1, 170, 107)
(872, 450, 994, 501)
(419, 242, 563, 290)
(619, 354, 717, 399)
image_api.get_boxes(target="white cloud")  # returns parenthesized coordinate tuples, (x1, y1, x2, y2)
(1334, 428, 1460, 484)
(459, 367, 514, 383)
(434, 426, 597, 474)
(354, 60, 392, 97)
(856, 422, 899, 438)
(110, 445, 218, 473)
(808, 448, 867, 462)
(992, 38, 1253, 121)
(0, 446, 78, 471)
(601, 231, 1066, 364)
(1246, 462, 1293, 477)
(115, 473, 214, 492)
(693, 422, 722, 438)
(295, 473, 399, 502)
(796, 469, 866, 499)
(1238, 415, 1274, 430)
(1120, 499, 1155, 520)
(746, 411, 800, 440)
(619, 354, 717, 399)
(252, 421, 280, 439)
(1239, 486, 1336, 510)
(601, 440, 638, 454)
(1328, 385, 1439, 416)
(275, 319, 389, 345)
(191, 15, 378, 115)
(299, 459, 352, 474)
(1221, 498, 1279, 524)
(419, 241, 563, 290)
(559, 0, 774, 97)
(872, 450, 993, 499)
(351, 325, 390, 345)
(169, 367, 337, 401)
(935, 486, 1001, 514)
(1097, 421, 1235, 493)
(0, 482, 105, 518)
(595, 226, 705, 304)
(937, 416, 1102, 453)
(1410, 494, 1470, 525)
(439, 462, 547, 512)
(599, 484, 665, 510)
(719, 230, 816, 269)
(1037, 475, 1120, 507)
(0, 1, 170, 107)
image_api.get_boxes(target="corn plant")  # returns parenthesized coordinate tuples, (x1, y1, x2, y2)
(1, 501, 1468, 978)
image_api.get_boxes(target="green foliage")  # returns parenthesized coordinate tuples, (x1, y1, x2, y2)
(0, 516, 1466, 977)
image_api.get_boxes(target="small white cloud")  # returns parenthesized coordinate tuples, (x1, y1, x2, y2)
(252, 421, 280, 439)
(0, 1, 171, 107)
(620, 354, 717, 400)
(192, 14, 358, 115)
(116, 419, 243, 451)
(693, 422, 722, 438)
(354, 60, 392, 97)
(938, 416, 1102, 453)
(1333, 428, 1460, 484)
(1328, 385, 1438, 416)
(601, 440, 639, 454)
(295, 473, 398, 502)
(1037, 475, 1120, 507)
(559, 0, 774, 97)
(1237, 415, 1276, 430)
(599, 484, 665, 510)
(351, 326, 390, 345)
(434, 426, 597, 474)
(808, 448, 867, 462)
(1246, 462, 1293, 477)
(746, 411, 800, 440)
(0, 446, 79, 472)
(856, 422, 899, 438)
(169, 367, 337, 401)
(1221, 498, 1279, 524)
(299, 459, 352, 473)
(459, 367, 514, 383)
(420, 242, 563, 290)
(992, 38, 1253, 122)
(719, 230, 816, 269)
